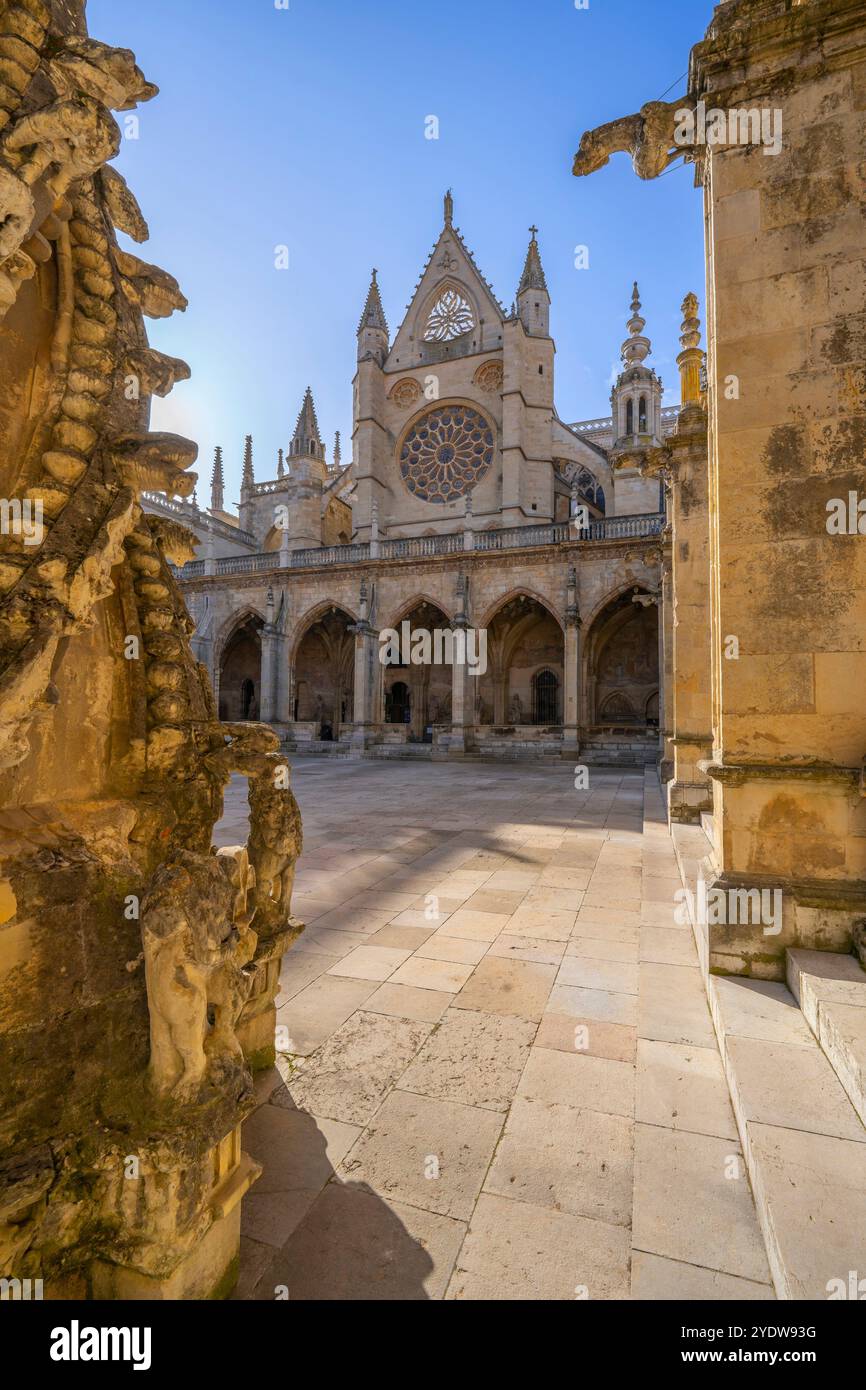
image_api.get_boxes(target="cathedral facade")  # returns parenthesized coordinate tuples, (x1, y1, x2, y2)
(146, 195, 685, 765)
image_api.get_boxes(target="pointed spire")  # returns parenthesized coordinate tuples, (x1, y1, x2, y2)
(444, 189, 454, 226)
(242, 434, 254, 491)
(277, 447, 285, 479)
(622, 281, 651, 366)
(210, 445, 224, 511)
(518, 225, 548, 294)
(333, 430, 342, 471)
(357, 268, 388, 336)
(290, 387, 323, 459)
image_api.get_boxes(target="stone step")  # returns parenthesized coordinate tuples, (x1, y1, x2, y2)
(786, 948, 866, 1127)
(707, 972, 866, 1299)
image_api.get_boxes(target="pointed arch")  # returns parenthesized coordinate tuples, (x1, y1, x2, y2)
(384, 592, 453, 632)
(478, 586, 563, 634)
(583, 586, 659, 728)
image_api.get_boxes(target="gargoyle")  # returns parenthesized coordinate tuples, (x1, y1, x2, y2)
(115, 249, 188, 319)
(46, 36, 159, 112)
(573, 99, 693, 181)
(6, 98, 121, 198)
(110, 432, 198, 497)
(125, 347, 191, 399)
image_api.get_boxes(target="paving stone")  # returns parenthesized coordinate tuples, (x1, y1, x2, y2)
(534, 1013, 637, 1062)
(262, 1183, 466, 1300)
(390, 956, 476, 994)
(279, 1011, 431, 1124)
(557, 955, 639, 995)
(487, 934, 566, 966)
(633, 1124, 771, 1284)
(506, 906, 576, 940)
(276, 975, 379, 1055)
(453, 956, 556, 1021)
(485, 1096, 633, 1226)
(446, 1193, 630, 1301)
(399, 1009, 535, 1112)
(240, 1105, 362, 1248)
(518, 1046, 634, 1117)
(340, 1089, 503, 1220)
(636, 1039, 738, 1140)
(366, 924, 437, 950)
(639, 926, 698, 966)
(276, 949, 340, 1004)
(414, 935, 489, 966)
(362, 982, 452, 1024)
(566, 935, 639, 963)
(639, 962, 716, 1047)
(326, 944, 414, 982)
(547, 983, 638, 1027)
(630, 1252, 775, 1301)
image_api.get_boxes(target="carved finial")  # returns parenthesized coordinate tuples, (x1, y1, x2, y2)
(277, 447, 285, 479)
(623, 283, 649, 365)
(444, 189, 454, 225)
(677, 292, 704, 407)
(333, 430, 341, 471)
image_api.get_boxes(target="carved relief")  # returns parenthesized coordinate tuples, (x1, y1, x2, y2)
(473, 360, 503, 393)
(388, 376, 422, 408)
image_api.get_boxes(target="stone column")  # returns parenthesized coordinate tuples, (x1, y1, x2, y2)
(562, 565, 582, 754)
(659, 541, 675, 782)
(654, 295, 714, 820)
(350, 580, 378, 753)
(449, 573, 474, 756)
(691, 0, 866, 973)
(259, 587, 277, 725)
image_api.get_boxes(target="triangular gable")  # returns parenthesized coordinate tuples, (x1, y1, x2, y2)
(387, 208, 505, 369)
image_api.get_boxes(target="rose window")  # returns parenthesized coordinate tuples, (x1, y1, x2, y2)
(399, 405, 494, 504)
(423, 288, 475, 343)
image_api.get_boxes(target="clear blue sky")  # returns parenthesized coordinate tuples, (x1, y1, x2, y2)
(89, 0, 715, 506)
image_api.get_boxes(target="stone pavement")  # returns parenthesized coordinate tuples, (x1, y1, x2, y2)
(216, 758, 775, 1301)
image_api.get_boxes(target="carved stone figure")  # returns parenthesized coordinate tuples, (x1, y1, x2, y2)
(572, 99, 691, 181)
(141, 848, 257, 1102)
(247, 756, 303, 935)
(0, 2, 300, 1298)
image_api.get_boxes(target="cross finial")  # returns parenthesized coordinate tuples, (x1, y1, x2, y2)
(529, 225, 538, 241)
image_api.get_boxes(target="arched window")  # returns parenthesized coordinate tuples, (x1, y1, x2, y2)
(625, 399, 634, 435)
(639, 396, 648, 432)
(533, 669, 558, 725)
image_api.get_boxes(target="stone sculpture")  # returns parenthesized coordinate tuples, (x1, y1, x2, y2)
(572, 99, 692, 181)
(0, 0, 301, 1298)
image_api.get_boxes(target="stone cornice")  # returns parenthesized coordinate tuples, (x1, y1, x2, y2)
(702, 758, 862, 789)
(691, 0, 866, 101)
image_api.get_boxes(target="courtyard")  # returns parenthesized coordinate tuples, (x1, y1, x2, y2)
(217, 759, 774, 1301)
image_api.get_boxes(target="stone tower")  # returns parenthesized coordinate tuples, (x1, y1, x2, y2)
(283, 388, 328, 551)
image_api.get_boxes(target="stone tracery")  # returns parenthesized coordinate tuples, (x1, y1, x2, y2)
(399, 404, 495, 504)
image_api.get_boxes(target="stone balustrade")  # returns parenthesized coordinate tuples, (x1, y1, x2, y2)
(173, 513, 664, 579)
